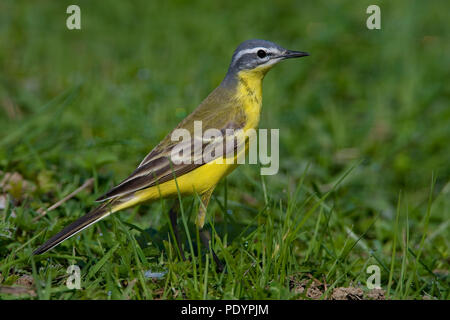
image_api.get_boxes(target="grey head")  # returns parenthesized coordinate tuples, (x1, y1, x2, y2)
(226, 39, 309, 75)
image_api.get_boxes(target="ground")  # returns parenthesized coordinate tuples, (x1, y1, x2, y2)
(0, 0, 449, 299)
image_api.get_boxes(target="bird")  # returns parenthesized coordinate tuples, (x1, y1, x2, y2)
(33, 39, 309, 268)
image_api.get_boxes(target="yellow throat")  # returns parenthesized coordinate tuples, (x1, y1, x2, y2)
(236, 66, 269, 130)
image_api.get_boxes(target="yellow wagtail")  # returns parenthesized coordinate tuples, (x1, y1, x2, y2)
(33, 39, 309, 266)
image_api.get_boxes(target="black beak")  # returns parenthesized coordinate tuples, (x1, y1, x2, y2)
(281, 50, 310, 59)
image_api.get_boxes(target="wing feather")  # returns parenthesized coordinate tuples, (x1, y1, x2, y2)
(96, 86, 247, 202)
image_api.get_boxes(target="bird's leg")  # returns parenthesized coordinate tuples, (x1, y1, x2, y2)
(196, 188, 224, 272)
(168, 201, 186, 261)
(199, 228, 224, 272)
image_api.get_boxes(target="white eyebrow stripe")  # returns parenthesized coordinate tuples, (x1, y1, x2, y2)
(232, 47, 280, 64)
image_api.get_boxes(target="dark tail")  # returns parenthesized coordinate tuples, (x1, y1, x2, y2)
(33, 202, 115, 255)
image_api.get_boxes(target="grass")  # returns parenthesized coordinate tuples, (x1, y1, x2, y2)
(0, 0, 449, 299)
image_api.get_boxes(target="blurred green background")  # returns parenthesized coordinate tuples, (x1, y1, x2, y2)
(0, 0, 448, 299)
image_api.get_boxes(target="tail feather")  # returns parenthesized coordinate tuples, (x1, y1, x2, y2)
(33, 202, 115, 255)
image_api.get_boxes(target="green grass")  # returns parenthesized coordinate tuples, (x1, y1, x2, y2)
(0, 0, 449, 299)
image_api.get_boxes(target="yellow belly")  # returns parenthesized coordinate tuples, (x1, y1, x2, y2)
(112, 160, 238, 212)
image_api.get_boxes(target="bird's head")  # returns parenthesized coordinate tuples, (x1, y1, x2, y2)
(227, 39, 309, 79)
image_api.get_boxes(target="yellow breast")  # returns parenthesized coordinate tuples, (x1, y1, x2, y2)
(236, 69, 264, 131)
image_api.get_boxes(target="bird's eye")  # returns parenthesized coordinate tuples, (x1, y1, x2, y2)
(257, 50, 267, 59)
